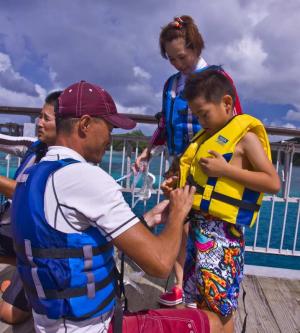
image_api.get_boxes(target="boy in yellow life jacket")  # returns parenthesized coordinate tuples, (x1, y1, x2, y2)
(162, 68, 280, 333)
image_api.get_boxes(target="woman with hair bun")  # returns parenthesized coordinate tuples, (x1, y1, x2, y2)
(134, 15, 242, 311)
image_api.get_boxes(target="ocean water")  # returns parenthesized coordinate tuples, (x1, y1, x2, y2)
(100, 151, 300, 270)
(1, 151, 299, 270)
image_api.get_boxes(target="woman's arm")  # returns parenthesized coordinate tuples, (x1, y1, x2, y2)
(0, 176, 17, 198)
(133, 112, 166, 173)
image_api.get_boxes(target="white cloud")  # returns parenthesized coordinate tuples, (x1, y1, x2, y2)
(225, 36, 268, 81)
(0, 52, 39, 96)
(133, 66, 151, 80)
(0, 53, 12, 71)
(247, 11, 269, 27)
(286, 109, 300, 122)
(49, 67, 58, 84)
(268, 120, 296, 128)
(115, 102, 147, 115)
(34, 84, 47, 102)
(0, 53, 45, 107)
(0, 0, 300, 128)
(0, 86, 44, 107)
(245, 1, 271, 27)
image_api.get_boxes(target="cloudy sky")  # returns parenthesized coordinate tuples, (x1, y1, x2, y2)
(0, 0, 299, 134)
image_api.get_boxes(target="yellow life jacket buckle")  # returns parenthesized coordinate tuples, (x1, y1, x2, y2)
(203, 185, 214, 201)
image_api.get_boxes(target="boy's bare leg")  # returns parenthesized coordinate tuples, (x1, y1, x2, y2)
(220, 314, 234, 333)
(199, 304, 234, 333)
(202, 310, 225, 333)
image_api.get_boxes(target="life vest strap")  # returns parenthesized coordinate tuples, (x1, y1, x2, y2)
(15, 242, 112, 259)
(23, 267, 115, 299)
(187, 175, 261, 212)
(64, 290, 116, 321)
(211, 191, 260, 211)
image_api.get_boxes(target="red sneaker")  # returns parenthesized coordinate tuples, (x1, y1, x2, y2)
(158, 286, 183, 306)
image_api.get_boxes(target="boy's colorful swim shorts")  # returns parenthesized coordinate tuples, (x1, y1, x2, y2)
(183, 212, 245, 317)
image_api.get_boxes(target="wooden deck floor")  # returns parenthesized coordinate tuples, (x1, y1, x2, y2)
(0, 263, 299, 333)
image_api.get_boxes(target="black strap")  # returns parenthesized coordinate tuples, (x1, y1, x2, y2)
(211, 191, 260, 211)
(119, 252, 128, 311)
(112, 259, 127, 333)
(15, 242, 112, 259)
(187, 175, 260, 212)
(24, 268, 115, 299)
(164, 275, 171, 293)
(0, 200, 10, 220)
(187, 175, 205, 194)
(139, 215, 153, 231)
(113, 297, 124, 333)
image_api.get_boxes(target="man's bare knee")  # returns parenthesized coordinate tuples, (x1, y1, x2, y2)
(202, 310, 224, 333)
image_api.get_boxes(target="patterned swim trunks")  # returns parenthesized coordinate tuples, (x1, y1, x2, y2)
(183, 212, 244, 317)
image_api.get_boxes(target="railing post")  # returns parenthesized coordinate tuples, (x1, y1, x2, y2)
(5, 154, 11, 178)
(282, 142, 295, 200)
(280, 143, 295, 252)
(125, 141, 133, 189)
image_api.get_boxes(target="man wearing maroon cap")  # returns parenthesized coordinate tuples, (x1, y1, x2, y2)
(11, 81, 222, 333)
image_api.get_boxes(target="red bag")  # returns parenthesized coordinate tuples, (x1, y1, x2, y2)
(108, 308, 210, 333)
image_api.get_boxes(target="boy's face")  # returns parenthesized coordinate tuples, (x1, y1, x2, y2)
(189, 95, 233, 136)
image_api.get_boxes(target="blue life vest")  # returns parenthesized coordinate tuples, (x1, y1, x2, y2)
(0, 140, 47, 221)
(11, 159, 116, 320)
(14, 140, 47, 180)
(163, 65, 222, 156)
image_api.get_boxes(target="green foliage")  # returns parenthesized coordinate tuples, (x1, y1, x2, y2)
(111, 130, 149, 151)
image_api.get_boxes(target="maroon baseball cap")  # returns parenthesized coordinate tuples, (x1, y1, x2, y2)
(57, 80, 136, 130)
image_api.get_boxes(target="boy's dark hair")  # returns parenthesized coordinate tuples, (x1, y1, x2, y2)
(184, 67, 236, 106)
(45, 90, 62, 106)
(159, 15, 204, 59)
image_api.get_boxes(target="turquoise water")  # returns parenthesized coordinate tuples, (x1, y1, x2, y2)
(101, 151, 300, 270)
(2, 151, 300, 270)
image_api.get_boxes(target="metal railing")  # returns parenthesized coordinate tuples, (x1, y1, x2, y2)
(101, 133, 300, 258)
(0, 106, 300, 259)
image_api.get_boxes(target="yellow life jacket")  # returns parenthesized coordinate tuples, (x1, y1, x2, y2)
(179, 114, 271, 227)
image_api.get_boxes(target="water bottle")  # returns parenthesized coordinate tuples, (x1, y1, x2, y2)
(136, 172, 155, 201)
(132, 161, 155, 207)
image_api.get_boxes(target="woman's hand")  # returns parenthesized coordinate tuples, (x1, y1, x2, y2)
(132, 148, 150, 174)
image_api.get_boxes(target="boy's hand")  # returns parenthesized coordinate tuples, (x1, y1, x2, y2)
(200, 150, 229, 177)
(160, 176, 178, 197)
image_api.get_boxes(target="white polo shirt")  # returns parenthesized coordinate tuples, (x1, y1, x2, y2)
(32, 145, 140, 333)
(42, 145, 139, 238)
